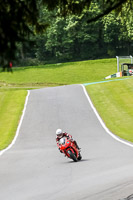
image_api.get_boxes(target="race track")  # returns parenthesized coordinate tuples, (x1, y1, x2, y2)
(0, 84, 133, 200)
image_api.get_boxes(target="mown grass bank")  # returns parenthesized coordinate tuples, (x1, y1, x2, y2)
(86, 78, 133, 142)
(0, 89, 27, 150)
(0, 58, 116, 87)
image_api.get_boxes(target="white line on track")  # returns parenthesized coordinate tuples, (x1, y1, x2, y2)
(81, 84, 133, 148)
(0, 90, 30, 156)
(1, 84, 133, 157)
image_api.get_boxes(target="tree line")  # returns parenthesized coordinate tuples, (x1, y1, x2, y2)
(0, 0, 133, 67)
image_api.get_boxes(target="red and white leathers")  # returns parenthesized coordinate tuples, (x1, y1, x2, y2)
(56, 132, 80, 151)
(56, 132, 72, 149)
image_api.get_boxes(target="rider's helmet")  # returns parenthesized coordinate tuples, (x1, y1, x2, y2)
(56, 129, 63, 137)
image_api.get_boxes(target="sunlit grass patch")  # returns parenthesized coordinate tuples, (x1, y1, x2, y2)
(0, 89, 27, 150)
(86, 78, 133, 142)
(0, 58, 116, 86)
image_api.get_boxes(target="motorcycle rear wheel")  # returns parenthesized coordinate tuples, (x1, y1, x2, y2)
(67, 150, 77, 162)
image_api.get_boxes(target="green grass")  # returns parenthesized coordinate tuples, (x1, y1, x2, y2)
(0, 89, 27, 150)
(0, 58, 133, 150)
(0, 58, 116, 87)
(86, 78, 133, 142)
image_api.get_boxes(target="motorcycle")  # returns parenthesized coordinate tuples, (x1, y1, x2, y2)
(58, 137, 82, 162)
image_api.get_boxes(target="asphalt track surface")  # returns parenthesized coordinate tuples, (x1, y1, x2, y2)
(0, 85, 133, 200)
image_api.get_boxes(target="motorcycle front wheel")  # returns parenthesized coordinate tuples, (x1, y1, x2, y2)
(67, 150, 77, 162)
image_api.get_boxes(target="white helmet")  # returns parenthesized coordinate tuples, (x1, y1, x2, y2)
(56, 129, 63, 136)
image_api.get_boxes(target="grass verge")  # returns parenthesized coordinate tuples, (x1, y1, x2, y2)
(0, 89, 27, 150)
(86, 78, 133, 143)
(0, 58, 116, 86)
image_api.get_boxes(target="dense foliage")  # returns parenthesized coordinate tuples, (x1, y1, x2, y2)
(0, 0, 133, 66)
(17, 1, 133, 65)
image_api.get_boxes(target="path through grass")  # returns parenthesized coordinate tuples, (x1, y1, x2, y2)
(0, 58, 133, 150)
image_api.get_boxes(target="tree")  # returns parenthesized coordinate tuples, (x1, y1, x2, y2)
(0, 0, 48, 66)
(44, 3, 106, 62)
(103, 1, 133, 57)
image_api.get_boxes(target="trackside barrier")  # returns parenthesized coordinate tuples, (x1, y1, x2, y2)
(105, 72, 122, 79)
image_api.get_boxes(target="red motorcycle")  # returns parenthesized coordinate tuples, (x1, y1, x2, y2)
(58, 137, 82, 162)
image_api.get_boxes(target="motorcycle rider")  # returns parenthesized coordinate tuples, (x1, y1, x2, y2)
(56, 129, 80, 153)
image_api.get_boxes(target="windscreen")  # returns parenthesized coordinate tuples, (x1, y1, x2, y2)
(59, 137, 66, 145)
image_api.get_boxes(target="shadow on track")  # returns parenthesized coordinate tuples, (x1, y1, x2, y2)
(60, 158, 90, 164)
(121, 194, 133, 200)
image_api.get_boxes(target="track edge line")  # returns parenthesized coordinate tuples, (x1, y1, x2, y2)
(81, 84, 133, 148)
(0, 90, 30, 156)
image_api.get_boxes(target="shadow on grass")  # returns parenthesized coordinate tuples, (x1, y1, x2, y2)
(4, 62, 74, 72)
